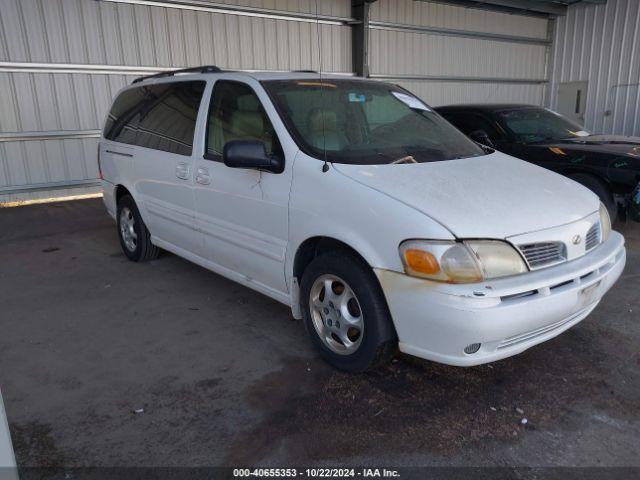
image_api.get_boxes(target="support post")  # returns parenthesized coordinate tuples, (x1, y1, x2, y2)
(351, 1, 375, 77)
(543, 16, 557, 108)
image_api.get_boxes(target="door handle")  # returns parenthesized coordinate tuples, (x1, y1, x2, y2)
(175, 162, 190, 180)
(196, 167, 211, 185)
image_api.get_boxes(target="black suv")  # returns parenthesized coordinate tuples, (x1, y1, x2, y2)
(436, 104, 640, 221)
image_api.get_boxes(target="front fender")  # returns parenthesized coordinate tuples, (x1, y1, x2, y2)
(286, 153, 455, 292)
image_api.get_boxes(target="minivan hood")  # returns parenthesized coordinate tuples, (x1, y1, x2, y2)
(333, 152, 599, 239)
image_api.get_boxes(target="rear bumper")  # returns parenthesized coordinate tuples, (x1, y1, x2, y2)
(375, 231, 626, 366)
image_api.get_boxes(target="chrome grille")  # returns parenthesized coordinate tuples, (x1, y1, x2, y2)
(518, 242, 566, 269)
(585, 222, 601, 251)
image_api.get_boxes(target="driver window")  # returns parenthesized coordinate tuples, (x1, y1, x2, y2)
(206, 81, 278, 158)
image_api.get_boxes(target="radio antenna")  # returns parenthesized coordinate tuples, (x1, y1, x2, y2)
(314, 0, 329, 172)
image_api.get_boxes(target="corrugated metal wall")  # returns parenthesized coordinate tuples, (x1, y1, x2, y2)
(368, 0, 551, 107)
(0, 0, 352, 202)
(549, 0, 640, 136)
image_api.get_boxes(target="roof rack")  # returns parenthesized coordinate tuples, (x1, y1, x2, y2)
(292, 70, 318, 73)
(132, 65, 222, 84)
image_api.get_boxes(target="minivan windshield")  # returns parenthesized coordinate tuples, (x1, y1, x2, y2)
(262, 79, 486, 165)
(497, 107, 590, 144)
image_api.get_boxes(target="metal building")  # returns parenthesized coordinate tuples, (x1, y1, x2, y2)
(549, 0, 640, 136)
(0, 0, 627, 202)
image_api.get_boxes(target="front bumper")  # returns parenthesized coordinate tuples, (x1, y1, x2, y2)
(375, 231, 626, 366)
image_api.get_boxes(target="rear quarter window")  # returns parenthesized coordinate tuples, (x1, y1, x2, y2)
(103, 81, 206, 156)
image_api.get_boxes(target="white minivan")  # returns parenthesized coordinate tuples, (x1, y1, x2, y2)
(99, 66, 626, 372)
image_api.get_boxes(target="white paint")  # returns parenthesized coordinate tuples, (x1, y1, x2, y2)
(100, 71, 626, 367)
(333, 154, 599, 239)
(378, 233, 625, 366)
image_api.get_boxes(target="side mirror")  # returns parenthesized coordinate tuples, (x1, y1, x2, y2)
(223, 140, 284, 174)
(469, 129, 494, 148)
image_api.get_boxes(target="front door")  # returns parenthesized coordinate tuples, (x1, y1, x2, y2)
(193, 79, 293, 298)
(557, 81, 588, 126)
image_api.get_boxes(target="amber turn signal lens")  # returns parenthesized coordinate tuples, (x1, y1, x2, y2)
(404, 249, 441, 275)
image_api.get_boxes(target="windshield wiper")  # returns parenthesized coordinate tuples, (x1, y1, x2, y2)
(390, 155, 417, 164)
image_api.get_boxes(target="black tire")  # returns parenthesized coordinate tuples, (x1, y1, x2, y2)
(300, 251, 397, 372)
(116, 194, 160, 262)
(569, 173, 617, 221)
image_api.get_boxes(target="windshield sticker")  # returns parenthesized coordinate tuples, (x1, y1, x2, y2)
(348, 92, 366, 103)
(391, 91, 431, 111)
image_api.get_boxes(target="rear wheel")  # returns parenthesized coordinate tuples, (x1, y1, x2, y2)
(300, 251, 397, 372)
(569, 173, 617, 221)
(117, 194, 160, 262)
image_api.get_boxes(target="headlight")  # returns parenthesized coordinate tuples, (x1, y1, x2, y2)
(599, 202, 611, 242)
(399, 240, 528, 283)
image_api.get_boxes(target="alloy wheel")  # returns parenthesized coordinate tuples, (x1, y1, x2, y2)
(119, 207, 138, 252)
(309, 274, 364, 355)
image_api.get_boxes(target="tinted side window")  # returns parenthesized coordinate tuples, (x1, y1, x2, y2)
(206, 81, 277, 158)
(103, 88, 145, 146)
(136, 82, 205, 155)
(104, 81, 206, 156)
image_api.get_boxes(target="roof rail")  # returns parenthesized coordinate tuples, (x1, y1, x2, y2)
(292, 70, 318, 73)
(132, 65, 222, 84)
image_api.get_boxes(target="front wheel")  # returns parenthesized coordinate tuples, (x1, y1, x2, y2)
(300, 251, 397, 372)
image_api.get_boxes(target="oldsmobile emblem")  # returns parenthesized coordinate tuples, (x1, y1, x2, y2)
(572, 235, 582, 245)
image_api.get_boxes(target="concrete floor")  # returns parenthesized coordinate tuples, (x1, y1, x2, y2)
(0, 198, 639, 468)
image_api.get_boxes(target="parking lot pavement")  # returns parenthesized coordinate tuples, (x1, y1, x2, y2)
(0, 198, 638, 468)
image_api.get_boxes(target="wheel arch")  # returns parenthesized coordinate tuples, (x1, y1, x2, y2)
(114, 184, 155, 230)
(289, 236, 390, 322)
(115, 184, 132, 204)
(562, 169, 616, 201)
(293, 236, 371, 282)
(561, 168, 612, 189)
(291, 235, 398, 350)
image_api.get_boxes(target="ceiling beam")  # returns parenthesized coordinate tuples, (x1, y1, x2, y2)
(420, 0, 568, 16)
